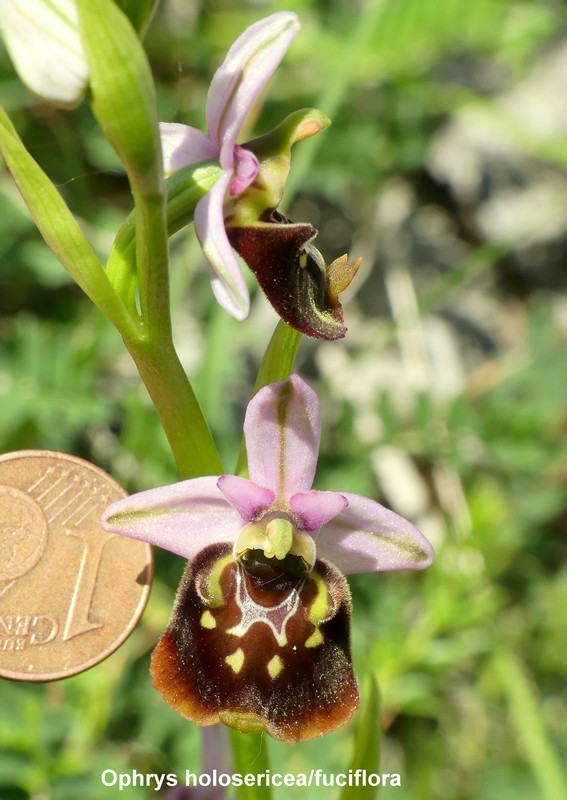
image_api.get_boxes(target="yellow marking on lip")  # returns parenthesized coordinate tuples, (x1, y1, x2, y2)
(205, 553, 232, 607)
(305, 628, 324, 648)
(200, 610, 216, 629)
(225, 648, 245, 674)
(307, 571, 331, 624)
(267, 654, 283, 679)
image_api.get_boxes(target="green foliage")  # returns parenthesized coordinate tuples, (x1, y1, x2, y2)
(1, 0, 567, 798)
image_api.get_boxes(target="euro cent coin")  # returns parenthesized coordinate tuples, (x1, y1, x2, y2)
(0, 450, 152, 681)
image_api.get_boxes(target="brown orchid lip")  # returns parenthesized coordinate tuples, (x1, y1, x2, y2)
(226, 215, 353, 340)
(150, 542, 360, 743)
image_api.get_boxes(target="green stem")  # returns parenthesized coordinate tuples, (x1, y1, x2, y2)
(123, 168, 224, 479)
(235, 320, 302, 475)
(252, 320, 303, 393)
(108, 163, 224, 478)
(126, 337, 223, 479)
(106, 162, 222, 319)
(229, 731, 272, 800)
(133, 188, 171, 341)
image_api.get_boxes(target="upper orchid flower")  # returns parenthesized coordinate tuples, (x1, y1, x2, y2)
(160, 13, 361, 340)
(102, 375, 434, 744)
(160, 12, 300, 322)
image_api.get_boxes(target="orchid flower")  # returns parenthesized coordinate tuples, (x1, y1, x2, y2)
(0, 0, 88, 107)
(160, 12, 299, 321)
(102, 375, 434, 744)
(160, 13, 361, 340)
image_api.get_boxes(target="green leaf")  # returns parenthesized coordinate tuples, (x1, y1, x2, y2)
(229, 731, 272, 800)
(0, 105, 137, 339)
(340, 674, 382, 800)
(493, 650, 567, 800)
(76, 0, 162, 198)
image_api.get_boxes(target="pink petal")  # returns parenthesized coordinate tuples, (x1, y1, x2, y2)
(314, 493, 435, 575)
(206, 12, 300, 166)
(229, 145, 259, 196)
(194, 171, 250, 320)
(290, 490, 348, 531)
(159, 122, 219, 174)
(101, 476, 241, 559)
(217, 475, 275, 521)
(244, 374, 320, 500)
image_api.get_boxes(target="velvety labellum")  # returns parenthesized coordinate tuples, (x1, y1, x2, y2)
(150, 542, 359, 743)
(226, 213, 348, 340)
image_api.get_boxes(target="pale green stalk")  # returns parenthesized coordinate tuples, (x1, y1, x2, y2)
(125, 337, 223, 478)
(229, 731, 272, 800)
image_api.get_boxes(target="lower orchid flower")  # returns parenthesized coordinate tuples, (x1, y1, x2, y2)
(101, 376, 434, 743)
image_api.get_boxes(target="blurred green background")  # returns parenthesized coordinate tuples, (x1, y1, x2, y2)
(1, 0, 567, 798)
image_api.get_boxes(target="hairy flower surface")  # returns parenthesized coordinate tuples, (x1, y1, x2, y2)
(102, 376, 434, 743)
(160, 13, 361, 340)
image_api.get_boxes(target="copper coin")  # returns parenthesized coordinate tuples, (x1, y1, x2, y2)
(0, 450, 152, 681)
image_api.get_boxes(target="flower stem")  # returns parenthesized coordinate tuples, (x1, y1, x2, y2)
(228, 730, 272, 800)
(105, 162, 222, 321)
(133, 187, 171, 342)
(126, 336, 223, 479)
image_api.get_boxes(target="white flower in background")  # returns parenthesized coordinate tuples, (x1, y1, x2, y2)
(0, 0, 88, 107)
